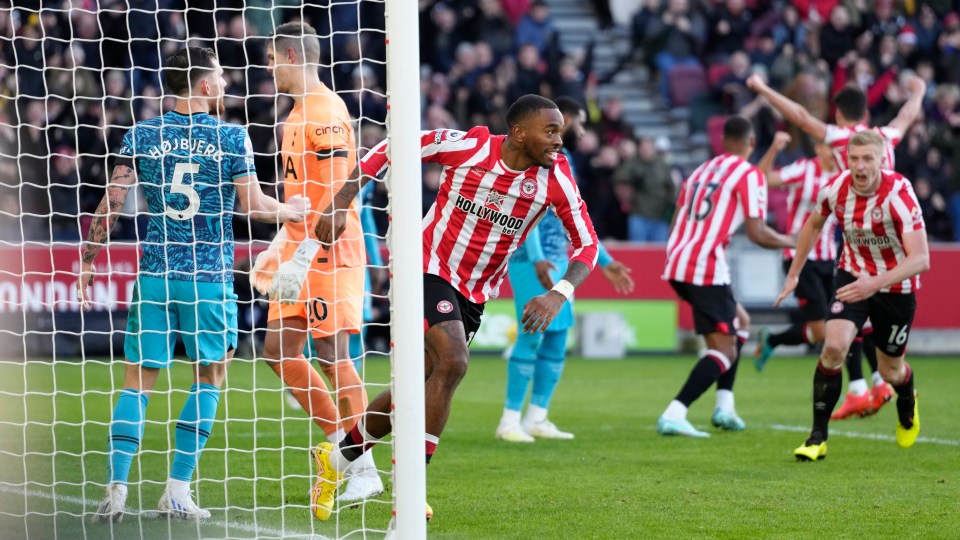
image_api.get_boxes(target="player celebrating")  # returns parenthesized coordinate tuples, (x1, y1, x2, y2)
(251, 21, 381, 513)
(311, 94, 600, 520)
(496, 96, 634, 443)
(79, 47, 309, 522)
(745, 73, 925, 172)
(754, 132, 893, 418)
(777, 131, 929, 461)
(657, 116, 795, 437)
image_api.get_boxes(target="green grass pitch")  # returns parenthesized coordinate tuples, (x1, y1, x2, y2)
(0, 354, 958, 539)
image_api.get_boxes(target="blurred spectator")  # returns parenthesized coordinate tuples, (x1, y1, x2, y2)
(772, 4, 807, 53)
(515, 0, 554, 55)
(714, 50, 753, 113)
(582, 143, 627, 239)
(645, 0, 707, 104)
(707, 0, 752, 60)
(613, 137, 675, 242)
(820, 5, 856, 68)
(911, 4, 941, 58)
(463, 0, 515, 58)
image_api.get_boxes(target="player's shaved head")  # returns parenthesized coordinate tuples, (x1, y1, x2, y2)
(722, 115, 755, 157)
(164, 47, 218, 97)
(271, 21, 321, 64)
(833, 87, 867, 124)
(723, 115, 753, 143)
(506, 94, 559, 128)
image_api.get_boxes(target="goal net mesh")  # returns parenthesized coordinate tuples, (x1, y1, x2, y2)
(0, 2, 403, 538)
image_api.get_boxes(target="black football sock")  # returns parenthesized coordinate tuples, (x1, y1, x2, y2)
(845, 337, 864, 382)
(893, 363, 916, 429)
(769, 323, 807, 347)
(716, 332, 747, 392)
(808, 361, 843, 445)
(862, 332, 879, 374)
(676, 353, 726, 406)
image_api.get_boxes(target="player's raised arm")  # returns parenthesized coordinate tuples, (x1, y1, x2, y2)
(885, 75, 927, 136)
(747, 73, 828, 141)
(757, 131, 792, 188)
(76, 163, 137, 311)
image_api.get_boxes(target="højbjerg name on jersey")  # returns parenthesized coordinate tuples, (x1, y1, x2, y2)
(118, 111, 255, 282)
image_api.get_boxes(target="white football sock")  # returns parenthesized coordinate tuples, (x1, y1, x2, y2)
(715, 389, 735, 412)
(662, 400, 688, 421)
(872, 371, 885, 387)
(523, 405, 548, 426)
(328, 428, 347, 444)
(500, 408, 522, 425)
(849, 378, 868, 396)
(166, 478, 191, 498)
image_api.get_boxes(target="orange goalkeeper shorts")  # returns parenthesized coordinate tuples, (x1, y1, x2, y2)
(267, 262, 364, 338)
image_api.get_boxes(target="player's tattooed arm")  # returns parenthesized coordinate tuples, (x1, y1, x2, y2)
(81, 164, 136, 265)
(77, 164, 135, 311)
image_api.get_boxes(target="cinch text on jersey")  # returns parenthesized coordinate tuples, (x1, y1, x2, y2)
(454, 193, 524, 235)
(147, 138, 224, 162)
(315, 126, 345, 136)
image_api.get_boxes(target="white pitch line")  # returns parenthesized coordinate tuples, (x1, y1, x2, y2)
(765, 424, 960, 446)
(0, 484, 330, 539)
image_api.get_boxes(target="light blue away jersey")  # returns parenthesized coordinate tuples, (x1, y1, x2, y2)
(117, 111, 255, 282)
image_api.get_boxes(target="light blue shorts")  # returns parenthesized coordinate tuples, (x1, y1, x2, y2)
(124, 276, 238, 368)
(507, 260, 574, 332)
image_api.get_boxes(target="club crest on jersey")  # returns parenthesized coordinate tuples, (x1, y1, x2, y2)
(437, 300, 453, 314)
(485, 190, 506, 211)
(520, 177, 538, 199)
(831, 301, 844, 314)
(871, 207, 884, 222)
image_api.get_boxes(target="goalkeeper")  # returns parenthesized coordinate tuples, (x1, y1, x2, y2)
(77, 47, 309, 522)
(251, 21, 381, 513)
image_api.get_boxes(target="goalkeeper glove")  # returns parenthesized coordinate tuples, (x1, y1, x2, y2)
(270, 238, 321, 304)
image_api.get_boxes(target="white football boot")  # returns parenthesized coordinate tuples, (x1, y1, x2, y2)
(524, 419, 575, 440)
(91, 483, 128, 523)
(158, 481, 211, 520)
(495, 419, 536, 443)
(337, 451, 384, 504)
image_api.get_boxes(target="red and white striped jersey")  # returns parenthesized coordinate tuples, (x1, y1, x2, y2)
(824, 123, 901, 171)
(779, 158, 838, 261)
(663, 153, 768, 286)
(818, 170, 926, 294)
(361, 126, 599, 304)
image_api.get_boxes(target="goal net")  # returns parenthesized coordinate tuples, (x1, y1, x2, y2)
(0, 1, 423, 538)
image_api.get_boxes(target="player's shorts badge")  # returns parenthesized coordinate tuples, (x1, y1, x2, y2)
(437, 300, 453, 314)
(831, 301, 844, 314)
(520, 177, 537, 199)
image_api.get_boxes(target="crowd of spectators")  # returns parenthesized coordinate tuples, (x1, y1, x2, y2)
(2, 0, 960, 245)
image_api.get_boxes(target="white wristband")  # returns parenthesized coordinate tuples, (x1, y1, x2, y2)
(551, 279, 574, 300)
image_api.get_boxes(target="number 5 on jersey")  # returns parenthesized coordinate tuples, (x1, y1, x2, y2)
(166, 162, 200, 221)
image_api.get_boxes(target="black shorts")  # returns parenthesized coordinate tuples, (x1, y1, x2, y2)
(669, 280, 737, 336)
(423, 273, 485, 344)
(827, 270, 916, 356)
(785, 259, 835, 321)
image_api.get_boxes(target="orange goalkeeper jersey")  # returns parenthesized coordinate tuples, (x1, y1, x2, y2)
(279, 84, 364, 268)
